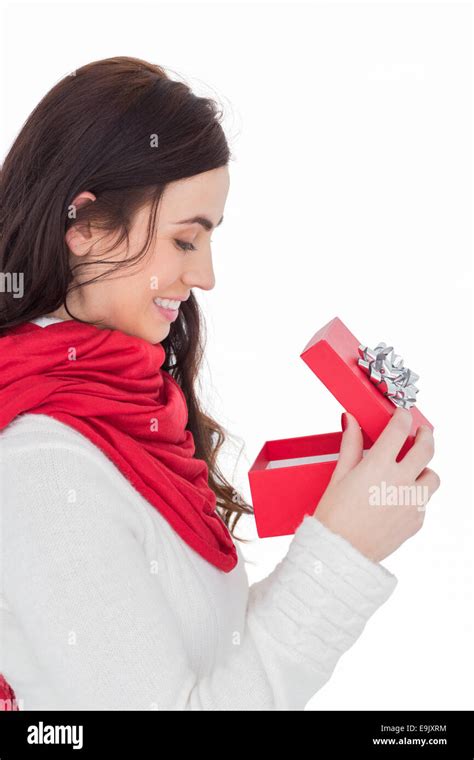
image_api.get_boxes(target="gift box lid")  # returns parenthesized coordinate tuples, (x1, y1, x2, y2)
(300, 316, 433, 447)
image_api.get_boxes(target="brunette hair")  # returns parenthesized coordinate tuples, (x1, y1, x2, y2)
(0, 55, 253, 540)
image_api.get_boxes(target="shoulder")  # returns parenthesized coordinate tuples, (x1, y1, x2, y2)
(0, 413, 152, 547)
(1, 413, 138, 499)
(1, 412, 109, 460)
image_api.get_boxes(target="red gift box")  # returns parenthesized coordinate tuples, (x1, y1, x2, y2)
(248, 316, 433, 538)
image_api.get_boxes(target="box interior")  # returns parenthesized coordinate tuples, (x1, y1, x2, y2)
(250, 428, 374, 472)
(266, 449, 370, 469)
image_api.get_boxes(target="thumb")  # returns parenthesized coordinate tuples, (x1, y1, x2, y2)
(330, 412, 364, 484)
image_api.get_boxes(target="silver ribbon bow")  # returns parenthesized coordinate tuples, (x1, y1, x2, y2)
(357, 342, 419, 409)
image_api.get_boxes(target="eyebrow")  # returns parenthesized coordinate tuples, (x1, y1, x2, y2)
(173, 215, 224, 231)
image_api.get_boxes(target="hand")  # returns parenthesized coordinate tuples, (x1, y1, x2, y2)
(313, 407, 441, 562)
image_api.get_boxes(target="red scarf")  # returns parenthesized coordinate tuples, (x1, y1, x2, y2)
(0, 320, 238, 571)
(0, 675, 18, 710)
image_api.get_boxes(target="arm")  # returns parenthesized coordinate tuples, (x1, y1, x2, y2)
(1, 443, 397, 710)
(246, 513, 397, 708)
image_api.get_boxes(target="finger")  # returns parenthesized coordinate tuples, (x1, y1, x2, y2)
(368, 407, 413, 464)
(331, 412, 364, 484)
(399, 426, 435, 481)
(412, 466, 440, 513)
(416, 466, 441, 492)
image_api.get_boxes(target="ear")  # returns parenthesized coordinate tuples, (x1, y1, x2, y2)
(65, 191, 97, 257)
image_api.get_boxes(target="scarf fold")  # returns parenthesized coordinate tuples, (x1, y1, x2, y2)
(0, 320, 238, 572)
(0, 675, 18, 710)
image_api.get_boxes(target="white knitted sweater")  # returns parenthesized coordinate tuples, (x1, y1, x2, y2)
(0, 316, 398, 710)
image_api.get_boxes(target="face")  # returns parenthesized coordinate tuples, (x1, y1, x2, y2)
(54, 166, 229, 344)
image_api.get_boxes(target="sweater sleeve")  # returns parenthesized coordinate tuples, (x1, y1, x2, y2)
(246, 513, 397, 709)
(1, 443, 397, 711)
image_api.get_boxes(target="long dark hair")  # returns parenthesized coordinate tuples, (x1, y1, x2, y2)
(0, 56, 253, 540)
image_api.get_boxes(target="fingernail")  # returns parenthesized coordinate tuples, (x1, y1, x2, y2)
(341, 412, 348, 431)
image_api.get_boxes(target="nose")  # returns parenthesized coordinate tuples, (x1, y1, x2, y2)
(181, 249, 215, 292)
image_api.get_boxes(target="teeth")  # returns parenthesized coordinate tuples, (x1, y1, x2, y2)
(154, 297, 180, 310)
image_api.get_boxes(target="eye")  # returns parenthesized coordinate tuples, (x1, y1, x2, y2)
(174, 239, 196, 252)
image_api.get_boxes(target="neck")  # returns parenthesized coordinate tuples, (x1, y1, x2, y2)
(43, 307, 71, 321)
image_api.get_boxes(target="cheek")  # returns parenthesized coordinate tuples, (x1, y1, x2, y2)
(105, 276, 141, 322)
(145, 247, 181, 297)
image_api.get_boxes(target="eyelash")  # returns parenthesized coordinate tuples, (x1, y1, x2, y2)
(174, 238, 214, 253)
(174, 239, 196, 252)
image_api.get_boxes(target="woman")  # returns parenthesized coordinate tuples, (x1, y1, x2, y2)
(0, 56, 439, 710)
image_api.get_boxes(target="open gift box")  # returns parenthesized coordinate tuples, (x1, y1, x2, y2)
(248, 316, 433, 538)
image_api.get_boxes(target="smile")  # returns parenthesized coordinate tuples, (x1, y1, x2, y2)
(153, 298, 180, 322)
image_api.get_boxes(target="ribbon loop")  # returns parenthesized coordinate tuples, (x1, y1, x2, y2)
(357, 341, 419, 409)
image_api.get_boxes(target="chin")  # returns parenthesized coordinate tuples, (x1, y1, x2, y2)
(116, 304, 171, 344)
(113, 318, 167, 345)
(142, 321, 170, 345)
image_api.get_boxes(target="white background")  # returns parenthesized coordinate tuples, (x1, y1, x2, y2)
(1, 0, 472, 710)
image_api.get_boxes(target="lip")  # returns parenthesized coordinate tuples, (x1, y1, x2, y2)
(153, 301, 180, 322)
